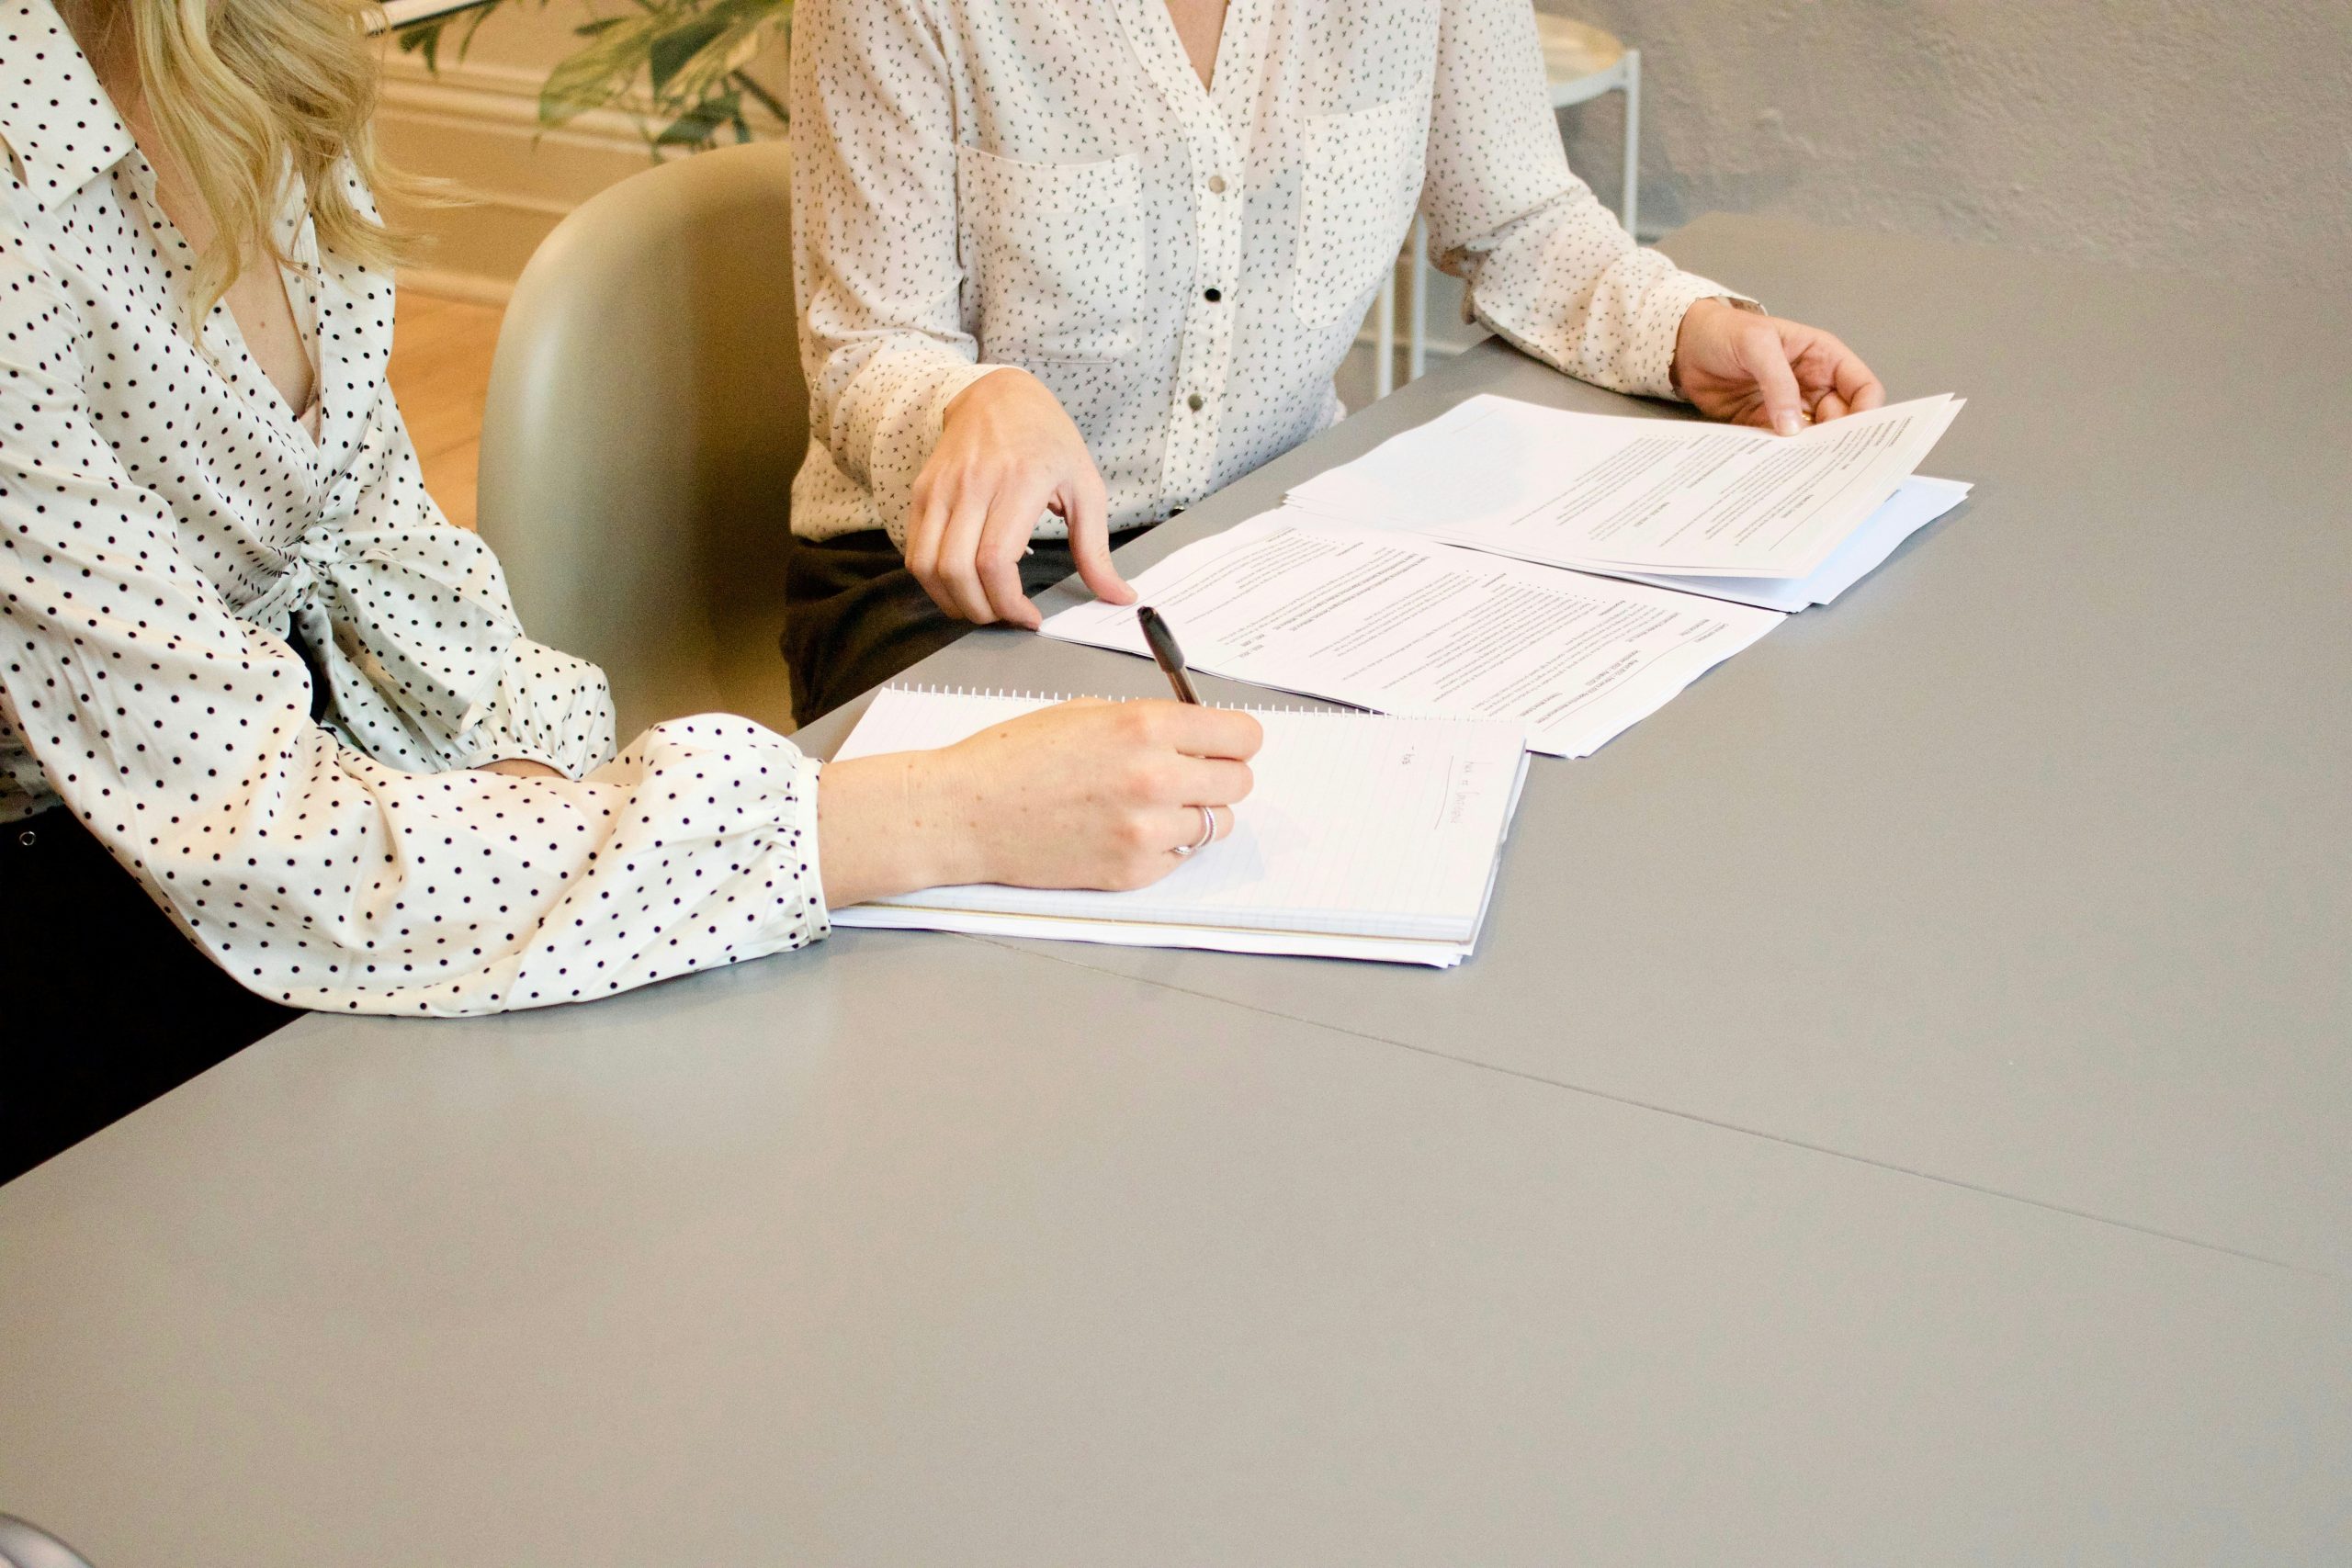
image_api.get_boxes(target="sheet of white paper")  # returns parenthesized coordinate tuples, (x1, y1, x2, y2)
(1285, 392, 1963, 580)
(1040, 510, 1783, 758)
(832, 903, 1475, 967)
(1588, 476, 1974, 611)
(830, 689, 1529, 962)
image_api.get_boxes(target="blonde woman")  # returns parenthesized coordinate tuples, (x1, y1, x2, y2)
(0, 0, 1259, 1182)
(786, 0, 1887, 718)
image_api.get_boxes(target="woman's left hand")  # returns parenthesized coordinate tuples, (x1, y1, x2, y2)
(1671, 298, 1885, 435)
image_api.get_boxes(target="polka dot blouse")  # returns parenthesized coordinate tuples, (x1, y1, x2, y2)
(788, 0, 1741, 547)
(0, 0, 828, 1016)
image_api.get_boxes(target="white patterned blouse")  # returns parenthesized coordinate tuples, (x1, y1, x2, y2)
(0, 0, 828, 1015)
(788, 0, 1742, 546)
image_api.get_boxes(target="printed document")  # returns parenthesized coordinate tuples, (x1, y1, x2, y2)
(1286, 392, 1963, 580)
(1591, 475, 1973, 612)
(1040, 510, 1782, 758)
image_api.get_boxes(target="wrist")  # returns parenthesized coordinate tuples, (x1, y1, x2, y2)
(818, 752, 978, 907)
(942, 365, 1032, 425)
(898, 748, 991, 888)
(1671, 297, 1748, 399)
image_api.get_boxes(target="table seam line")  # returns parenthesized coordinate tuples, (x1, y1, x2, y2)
(966, 937, 2335, 1283)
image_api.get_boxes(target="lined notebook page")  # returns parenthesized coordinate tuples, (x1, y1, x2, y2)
(832, 689, 1529, 943)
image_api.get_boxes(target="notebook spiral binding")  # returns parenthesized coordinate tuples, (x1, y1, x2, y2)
(881, 682, 1364, 716)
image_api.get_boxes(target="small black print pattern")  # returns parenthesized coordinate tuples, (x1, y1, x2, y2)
(787, 0, 1738, 546)
(1, 0, 827, 1016)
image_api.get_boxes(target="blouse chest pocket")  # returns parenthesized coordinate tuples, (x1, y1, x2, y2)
(1293, 95, 1424, 330)
(957, 145, 1144, 362)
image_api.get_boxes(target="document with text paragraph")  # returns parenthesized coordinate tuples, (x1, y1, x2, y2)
(1590, 475, 1973, 611)
(1286, 392, 1963, 581)
(1039, 511, 1782, 759)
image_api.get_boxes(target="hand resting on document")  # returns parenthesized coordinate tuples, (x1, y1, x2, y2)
(1672, 298, 1887, 436)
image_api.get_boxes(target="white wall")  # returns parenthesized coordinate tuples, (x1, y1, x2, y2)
(382, 1, 2352, 301)
(1547, 0, 2352, 291)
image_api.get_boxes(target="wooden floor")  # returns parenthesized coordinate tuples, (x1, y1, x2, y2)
(384, 291, 504, 532)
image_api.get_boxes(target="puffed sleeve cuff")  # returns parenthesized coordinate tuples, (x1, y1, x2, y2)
(929, 358, 1012, 430)
(831, 347, 1011, 550)
(664, 720, 831, 953)
(443, 639, 621, 780)
(1464, 197, 1757, 403)
(899, 357, 1016, 536)
(549, 716, 832, 986)
(782, 751, 833, 948)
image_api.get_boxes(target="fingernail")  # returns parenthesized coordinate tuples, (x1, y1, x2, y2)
(1773, 413, 1802, 437)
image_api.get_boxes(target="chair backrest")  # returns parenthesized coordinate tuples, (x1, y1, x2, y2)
(0, 1515, 97, 1568)
(475, 140, 806, 737)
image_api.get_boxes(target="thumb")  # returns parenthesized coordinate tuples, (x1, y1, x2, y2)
(1064, 470, 1136, 606)
(1742, 322, 1810, 436)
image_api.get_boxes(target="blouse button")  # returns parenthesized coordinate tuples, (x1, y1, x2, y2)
(1187, 393, 1206, 412)
(1207, 175, 1228, 195)
(1204, 288, 1223, 303)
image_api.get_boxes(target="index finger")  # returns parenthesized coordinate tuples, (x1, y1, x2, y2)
(1133, 700, 1264, 761)
(977, 478, 1057, 629)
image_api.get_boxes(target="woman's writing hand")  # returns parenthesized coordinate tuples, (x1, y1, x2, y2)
(817, 699, 1261, 906)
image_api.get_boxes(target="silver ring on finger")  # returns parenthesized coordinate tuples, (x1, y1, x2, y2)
(1171, 804, 1217, 858)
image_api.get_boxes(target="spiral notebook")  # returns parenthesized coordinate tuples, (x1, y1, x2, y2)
(829, 687, 1532, 967)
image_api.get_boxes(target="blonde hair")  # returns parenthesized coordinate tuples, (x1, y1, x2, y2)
(122, 0, 418, 316)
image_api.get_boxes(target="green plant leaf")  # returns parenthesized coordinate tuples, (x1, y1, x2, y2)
(530, 0, 794, 141)
(649, 14, 733, 95)
(654, 89, 740, 148)
(398, 0, 520, 73)
(539, 10, 669, 124)
(394, 17, 448, 73)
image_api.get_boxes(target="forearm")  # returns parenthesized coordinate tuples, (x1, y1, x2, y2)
(1459, 195, 1736, 400)
(1421, 0, 1738, 400)
(815, 750, 978, 908)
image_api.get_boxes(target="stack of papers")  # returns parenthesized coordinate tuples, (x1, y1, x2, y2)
(831, 688, 1531, 967)
(1043, 392, 1967, 755)
(1597, 474, 1973, 613)
(1042, 512, 1781, 758)
(1286, 392, 1964, 582)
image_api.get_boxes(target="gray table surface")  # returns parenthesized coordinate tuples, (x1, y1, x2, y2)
(3, 217, 2346, 1565)
(799, 213, 2352, 1280)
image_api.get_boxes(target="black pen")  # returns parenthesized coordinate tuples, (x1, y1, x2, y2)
(1136, 605, 1202, 705)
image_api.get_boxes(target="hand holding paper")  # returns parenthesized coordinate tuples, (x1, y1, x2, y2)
(1286, 392, 1962, 581)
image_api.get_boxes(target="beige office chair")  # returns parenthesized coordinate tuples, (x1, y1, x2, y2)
(476, 140, 805, 738)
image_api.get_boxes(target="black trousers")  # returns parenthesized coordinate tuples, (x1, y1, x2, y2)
(1, 808, 300, 1185)
(781, 526, 1151, 725)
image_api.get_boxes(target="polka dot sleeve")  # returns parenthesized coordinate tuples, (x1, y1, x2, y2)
(0, 235, 830, 1016)
(1422, 0, 1744, 401)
